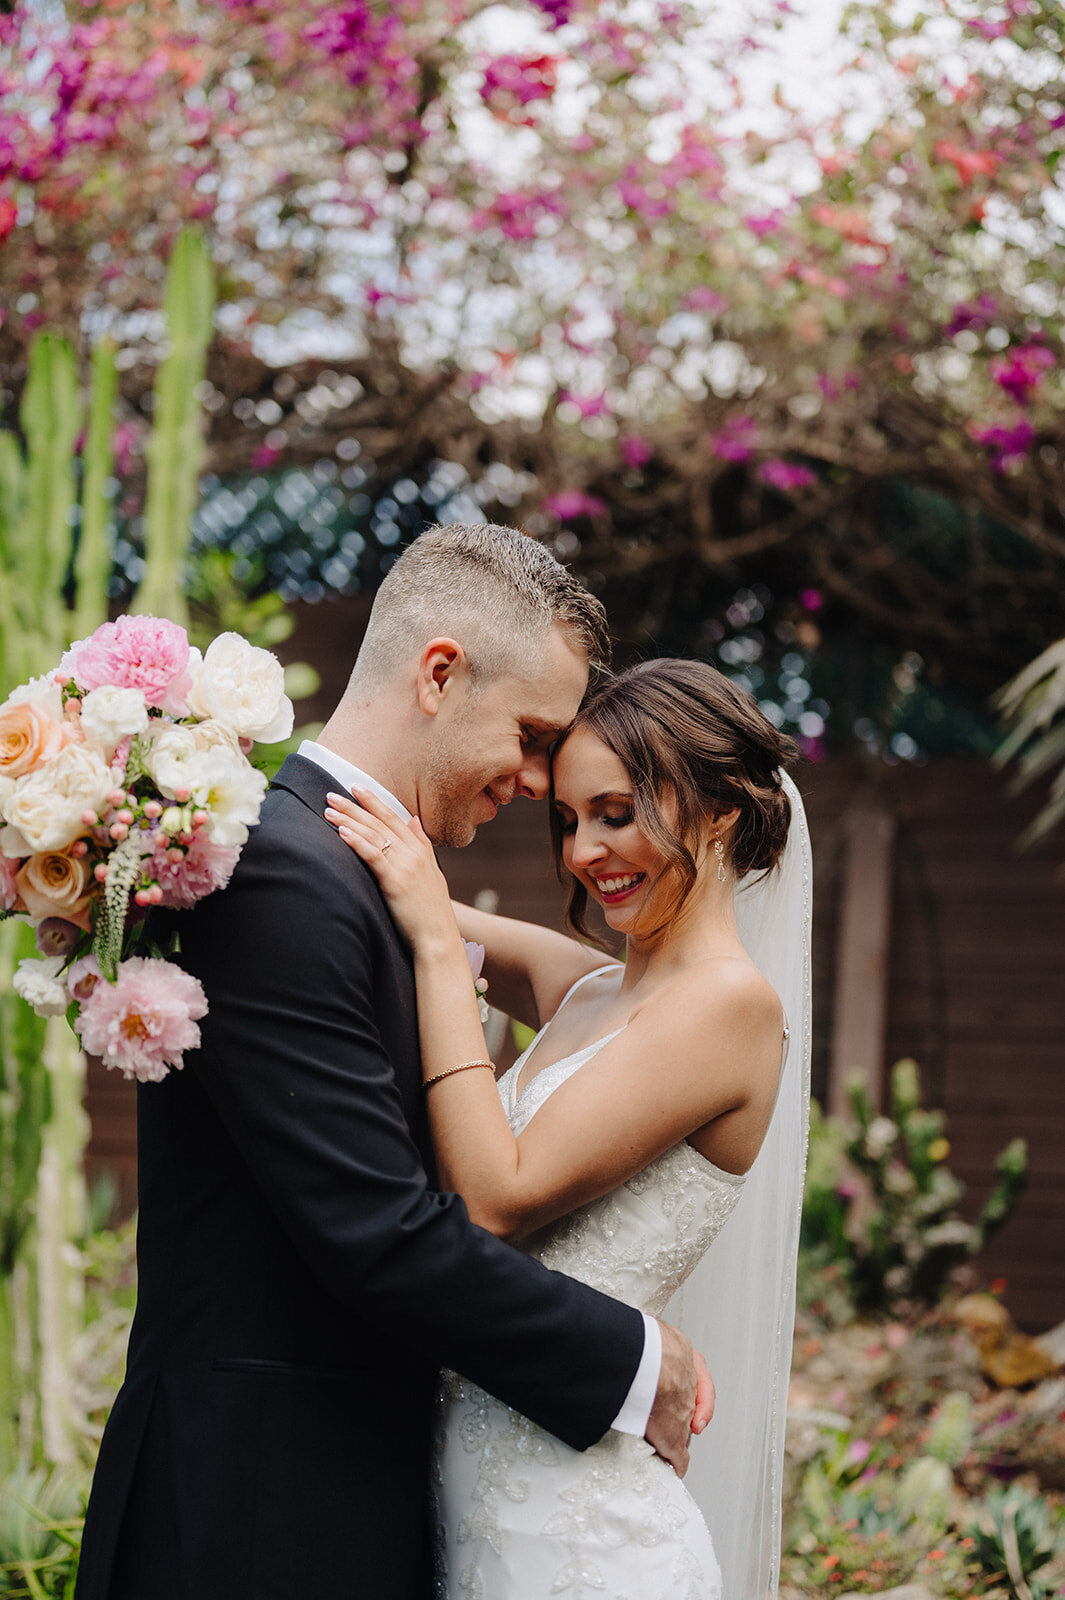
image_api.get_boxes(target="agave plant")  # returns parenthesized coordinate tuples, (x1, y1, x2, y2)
(993, 638, 1065, 849)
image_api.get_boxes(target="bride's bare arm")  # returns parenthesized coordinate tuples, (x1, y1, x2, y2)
(450, 899, 615, 1031)
(325, 787, 782, 1239)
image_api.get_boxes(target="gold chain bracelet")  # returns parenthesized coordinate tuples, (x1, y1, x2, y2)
(423, 1059, 495, 1090)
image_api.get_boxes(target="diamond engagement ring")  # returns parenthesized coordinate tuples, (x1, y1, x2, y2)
(381, 839, 393, 854)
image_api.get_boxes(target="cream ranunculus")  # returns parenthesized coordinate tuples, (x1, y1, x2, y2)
(13, 954, 70, 1017)
(17, 846, 95, 929)
(80, 684, 150, 753)
(4, 743, 113, 852)
(191, 752, 269, 848)
(187, 633, 294, 743)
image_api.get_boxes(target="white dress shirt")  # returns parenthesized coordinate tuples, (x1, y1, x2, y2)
(299, 740, 662, 1435)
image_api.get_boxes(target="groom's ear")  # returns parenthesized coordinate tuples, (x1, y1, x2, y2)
(416, 637, 467, 717)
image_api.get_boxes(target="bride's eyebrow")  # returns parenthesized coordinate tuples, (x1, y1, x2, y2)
(590, 790, 633, 804)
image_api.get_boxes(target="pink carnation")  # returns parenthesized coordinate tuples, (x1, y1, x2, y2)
(74, 955, 208, 1082)
(148, 831, 241, 909)
(0, 852, 19, 911)
(61, 615, 192, 714)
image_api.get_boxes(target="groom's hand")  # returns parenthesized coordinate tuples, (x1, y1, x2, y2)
(646, 1321, 715, 1477)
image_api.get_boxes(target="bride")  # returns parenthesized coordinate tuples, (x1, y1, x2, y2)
(325, 657, 812, 1600)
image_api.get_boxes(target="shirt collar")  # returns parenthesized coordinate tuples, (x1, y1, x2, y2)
(297, 740, 413, 825)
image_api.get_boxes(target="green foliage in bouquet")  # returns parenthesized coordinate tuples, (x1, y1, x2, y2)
(800, 1060, 1027, 1314)
(966, 1485, 1065, 1600)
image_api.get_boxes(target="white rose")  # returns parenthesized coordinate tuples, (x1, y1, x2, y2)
(13, 954, 70, 1017)
(0, 774, 16, 812)
(192, 752, 269, 848)
(187, 633, 294, 743)
(80, 685, 150, 752)
(4, 743, 113, 852)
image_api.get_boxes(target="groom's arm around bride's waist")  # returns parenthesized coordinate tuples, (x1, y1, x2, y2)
(168, 789, 646, 1451)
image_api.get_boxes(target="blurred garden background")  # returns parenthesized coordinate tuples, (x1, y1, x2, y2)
(1, 0, 1064, 1593)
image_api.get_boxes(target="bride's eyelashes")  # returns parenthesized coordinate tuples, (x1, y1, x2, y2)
(554, 808, 635, 835)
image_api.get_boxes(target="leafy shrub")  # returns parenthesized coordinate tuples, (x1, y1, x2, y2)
(966, 1485, 1065, 1600)
(799, 1059, 1027, 1314)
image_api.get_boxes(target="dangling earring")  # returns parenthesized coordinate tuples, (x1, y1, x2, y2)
(714, 837, 725, 882)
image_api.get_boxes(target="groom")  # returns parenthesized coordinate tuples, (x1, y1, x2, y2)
(77, 523, 710, 1600)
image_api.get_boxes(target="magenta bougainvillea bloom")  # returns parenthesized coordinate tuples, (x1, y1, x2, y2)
(971, 418, 1036, 472)
(989, 344, 1055, 404)
(544, 490, 606, 520)
(619, 436, 653, 469)
(710, 416, 759, 463)
(757, 460, 817, 492)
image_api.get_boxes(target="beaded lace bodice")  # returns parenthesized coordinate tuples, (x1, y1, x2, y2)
(496, 1003, 748, 1319)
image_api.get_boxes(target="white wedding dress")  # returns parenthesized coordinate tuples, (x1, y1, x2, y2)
(434, 771, 813, 1600)
(433, 968, 757, 1600)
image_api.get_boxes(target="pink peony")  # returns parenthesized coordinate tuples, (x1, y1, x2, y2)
(147, 831, 241, 909)
(61, 615, 193, 714)
(74, 955, 208, 1082)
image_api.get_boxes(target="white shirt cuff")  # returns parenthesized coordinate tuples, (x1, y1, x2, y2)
(610, 1313, 661, 1436)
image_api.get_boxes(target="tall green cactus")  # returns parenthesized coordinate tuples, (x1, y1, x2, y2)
(0, 227, 216, 1471)
(136, 228, 216, 626)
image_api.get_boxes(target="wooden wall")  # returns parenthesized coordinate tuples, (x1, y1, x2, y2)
(84, 749, 1065, 1331)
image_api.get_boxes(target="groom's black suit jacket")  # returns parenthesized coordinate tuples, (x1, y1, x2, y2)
(76, 756, 645, 1600)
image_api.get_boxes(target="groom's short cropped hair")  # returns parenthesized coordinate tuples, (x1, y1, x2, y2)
(350, 522, 610, 687)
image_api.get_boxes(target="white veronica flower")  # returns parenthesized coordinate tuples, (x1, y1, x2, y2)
(13, 954, 70, 1017)
(187, 633, 294, 744)
(80, 685, 150, 752)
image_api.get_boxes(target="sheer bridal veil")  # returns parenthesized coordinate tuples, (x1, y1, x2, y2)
(664, 770, 813, 1600)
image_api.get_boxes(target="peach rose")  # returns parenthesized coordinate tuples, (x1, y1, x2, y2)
(17, 846, 95, 930)
(0, 697, 68, 781)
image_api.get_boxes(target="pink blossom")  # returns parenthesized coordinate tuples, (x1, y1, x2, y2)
(559, 390, 609, 420)
(529, 0, 574, 25)
(61, 615, 193, 713)
(971, 417, 1035, 472)
(481, 54, 560, 116)
(989, 344, 1054, 404)
(147, 831, 240, 909)
(74, 955, 208, 1081)
(743, 211, 783, 238)
(710, 415, 758, 463)
(0, 852, 19, 911)
(544, 490, 606, 520)
(848, 1439, 873, 1466)
(800, 587, 823, 613)
(620, 436, 653, 469)
(757, 460, 816, 492)
(251, 442, 282, 470)
(686, 287, 727, 315)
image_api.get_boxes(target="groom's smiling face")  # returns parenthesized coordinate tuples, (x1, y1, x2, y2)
(418, 625, 590, 848)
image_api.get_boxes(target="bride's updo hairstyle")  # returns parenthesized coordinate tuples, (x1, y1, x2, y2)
(551, 658, 797, 941)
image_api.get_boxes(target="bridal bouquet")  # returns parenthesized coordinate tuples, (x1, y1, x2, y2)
(0, 615, 294, 1083)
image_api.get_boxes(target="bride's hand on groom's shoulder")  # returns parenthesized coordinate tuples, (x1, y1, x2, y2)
(325, 788, 456, 955)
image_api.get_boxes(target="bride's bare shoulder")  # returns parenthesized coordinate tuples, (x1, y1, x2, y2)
(636, 956, 783, 1059)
